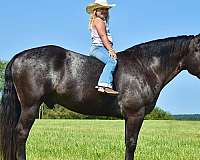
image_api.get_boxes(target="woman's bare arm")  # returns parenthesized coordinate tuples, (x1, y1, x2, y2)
(93, 17, 117, 58)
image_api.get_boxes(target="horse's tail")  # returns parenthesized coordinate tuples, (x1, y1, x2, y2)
(0, 57, 21, 160)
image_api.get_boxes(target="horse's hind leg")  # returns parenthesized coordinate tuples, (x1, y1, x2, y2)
(15, 103, 40, 160)
(125, 107, 145, 160)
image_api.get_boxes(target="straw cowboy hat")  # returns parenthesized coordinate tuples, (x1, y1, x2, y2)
(86, 0, 116, 14)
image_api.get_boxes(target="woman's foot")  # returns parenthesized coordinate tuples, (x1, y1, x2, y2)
(95, 86, 119, 95)
(104, 87, 119, 95)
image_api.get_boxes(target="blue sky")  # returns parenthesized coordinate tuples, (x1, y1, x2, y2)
(0, 0, 200, 114)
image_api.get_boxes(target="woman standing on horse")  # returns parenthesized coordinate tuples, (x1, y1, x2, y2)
(86, 0, 119, 95)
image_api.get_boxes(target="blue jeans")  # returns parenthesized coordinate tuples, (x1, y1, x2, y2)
(89, 45, 117, 88)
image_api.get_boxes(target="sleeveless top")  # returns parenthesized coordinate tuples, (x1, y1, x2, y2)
(90, 20, 113, 46)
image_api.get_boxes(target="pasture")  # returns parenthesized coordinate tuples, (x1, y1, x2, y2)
(27, 120, 200, 160)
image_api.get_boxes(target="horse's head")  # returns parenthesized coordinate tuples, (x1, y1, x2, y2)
(184, 34, 200, 78)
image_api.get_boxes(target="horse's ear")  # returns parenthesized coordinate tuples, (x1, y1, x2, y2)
(195, 33, 200, 39)
(194, 34, 200, 50)
(194, 34, 200, 43)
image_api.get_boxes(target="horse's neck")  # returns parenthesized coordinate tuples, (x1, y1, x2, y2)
(148, 40, 189, 87)
(161, 54, 182, 86)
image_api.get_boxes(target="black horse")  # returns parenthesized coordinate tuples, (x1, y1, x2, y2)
(0, 34, 200, 160)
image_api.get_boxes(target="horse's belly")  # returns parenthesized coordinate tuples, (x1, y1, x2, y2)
(57, 97, 122, 118)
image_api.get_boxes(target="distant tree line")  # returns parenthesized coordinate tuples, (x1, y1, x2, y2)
(41, 104, 174, 120)
(173, 114, 200, 121)
(41, 104, 119, 120)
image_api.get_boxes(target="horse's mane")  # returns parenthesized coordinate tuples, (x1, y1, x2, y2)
(121, 35, 194, 57)
(125, 35, 194, 51)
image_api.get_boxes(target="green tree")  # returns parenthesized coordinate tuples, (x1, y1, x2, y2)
(145, 107, 173, 120)
(0, 60, 7, 92)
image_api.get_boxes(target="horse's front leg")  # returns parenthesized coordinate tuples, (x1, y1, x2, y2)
(125, 107, 145, 160)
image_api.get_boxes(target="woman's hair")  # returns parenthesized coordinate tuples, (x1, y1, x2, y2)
(88, 9, 109, 30)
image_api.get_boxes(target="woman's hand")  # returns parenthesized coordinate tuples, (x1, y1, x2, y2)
(108, 49, 117, 59)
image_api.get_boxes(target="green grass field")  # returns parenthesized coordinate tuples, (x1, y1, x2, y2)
(27, 120, 200, 160)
